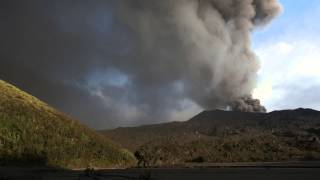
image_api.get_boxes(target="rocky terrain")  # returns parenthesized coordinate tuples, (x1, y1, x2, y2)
(102, 109, 320, 166)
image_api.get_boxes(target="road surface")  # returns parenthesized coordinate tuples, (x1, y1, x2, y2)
(1, 164, 320, 180)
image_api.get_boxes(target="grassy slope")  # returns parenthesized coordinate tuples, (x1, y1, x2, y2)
(0, 80, 136, 168)
(102, 110, 320, 166)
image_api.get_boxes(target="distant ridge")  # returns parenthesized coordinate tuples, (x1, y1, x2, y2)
(101, 108, 320, 166)
(0, 80, 135, 168)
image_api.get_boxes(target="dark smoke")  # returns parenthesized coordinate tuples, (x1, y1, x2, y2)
(116, 0, 281, 112)
(0, 0, 281, 129)
(231, 96, 267, 113)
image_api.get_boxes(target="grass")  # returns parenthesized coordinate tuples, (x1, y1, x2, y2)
(0, 80, 136, 168)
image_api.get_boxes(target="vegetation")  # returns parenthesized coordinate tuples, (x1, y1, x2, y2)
(0, 80, 136, 168)
(102, 109, 320, 167)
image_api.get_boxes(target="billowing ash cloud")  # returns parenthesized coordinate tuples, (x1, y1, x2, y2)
(0, 0, 281, 129)
(115, 0, 281, 112)
(231, 95, 266, 113)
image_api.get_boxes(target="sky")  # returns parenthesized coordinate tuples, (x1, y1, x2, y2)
(252, 0, 320, 111)
(0, 1, 319, 129)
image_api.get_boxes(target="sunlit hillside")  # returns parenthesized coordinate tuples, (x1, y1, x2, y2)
(0, 80, 135, 168)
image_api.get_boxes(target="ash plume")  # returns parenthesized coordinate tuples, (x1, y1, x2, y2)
(0, 0, 281, 128)
(116, 0, 281, 112)
(231, 96, 267, 113)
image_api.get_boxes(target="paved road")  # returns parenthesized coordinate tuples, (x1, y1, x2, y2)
(1, 167, 320, 180)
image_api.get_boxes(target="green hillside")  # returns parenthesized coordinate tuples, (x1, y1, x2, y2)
(0, 80, 135, 168)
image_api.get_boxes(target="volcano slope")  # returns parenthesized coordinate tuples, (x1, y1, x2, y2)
(102, 109, 320, 166)
(0, 80, 135, 168)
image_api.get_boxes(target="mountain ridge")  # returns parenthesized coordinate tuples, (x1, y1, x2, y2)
(101, 108, 320, 166)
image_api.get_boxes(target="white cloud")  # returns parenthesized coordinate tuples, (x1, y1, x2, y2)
(252, 78, 273, 102)
(253, 39, 320, 111)
(276, 42, 294, 55)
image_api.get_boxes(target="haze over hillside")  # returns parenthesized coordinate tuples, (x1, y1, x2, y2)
(102, 109, 320, 166)
(0, 80, 135, 168)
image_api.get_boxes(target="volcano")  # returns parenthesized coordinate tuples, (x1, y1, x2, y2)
(101, 109, 320, 166)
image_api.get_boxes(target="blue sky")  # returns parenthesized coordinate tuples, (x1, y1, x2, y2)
(252, 0, 320, 111)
